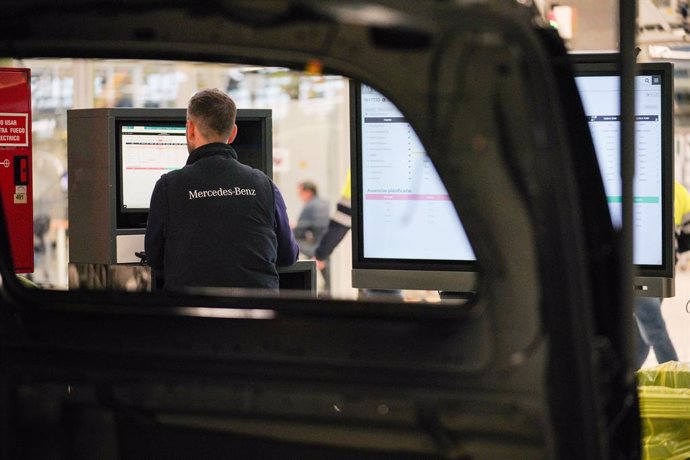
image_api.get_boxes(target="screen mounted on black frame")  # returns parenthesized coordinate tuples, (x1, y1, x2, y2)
(115, 108, 273, 229)
(350, 81, 478, 294)
(570, 54, 675, 298)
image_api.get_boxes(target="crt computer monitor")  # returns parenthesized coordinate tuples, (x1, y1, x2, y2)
(350, 81, 478, 293)
(571, 56, 675, 298)
(115, 108, 273, 229)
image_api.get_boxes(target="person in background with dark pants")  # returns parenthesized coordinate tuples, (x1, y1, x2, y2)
(635, 181, 690, 367)
(145, 88, 298, 291)
(314, 170, 401, 300)
(634, 296, 677, 367)
(314, 171, 352, 287)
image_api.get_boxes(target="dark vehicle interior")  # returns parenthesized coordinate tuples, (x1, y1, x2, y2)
(0, 1, 640, 458)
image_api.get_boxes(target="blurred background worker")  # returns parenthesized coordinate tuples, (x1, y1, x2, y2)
(292, 180, 330, 287)
(292, 180, 330, 258)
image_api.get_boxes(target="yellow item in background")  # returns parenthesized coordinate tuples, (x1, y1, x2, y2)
(637, 362, 690, 460)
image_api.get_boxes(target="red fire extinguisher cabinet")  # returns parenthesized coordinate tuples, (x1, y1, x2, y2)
(0, 68, 33, 273)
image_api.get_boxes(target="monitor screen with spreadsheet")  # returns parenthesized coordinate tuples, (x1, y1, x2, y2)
(350, 81, 477, 292)
(116, 108, 272, 229)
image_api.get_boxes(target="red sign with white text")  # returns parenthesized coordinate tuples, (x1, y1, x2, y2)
(0, 113, 29, 147)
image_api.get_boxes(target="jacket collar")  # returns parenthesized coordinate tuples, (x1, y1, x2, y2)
(186, 143, 238, 165)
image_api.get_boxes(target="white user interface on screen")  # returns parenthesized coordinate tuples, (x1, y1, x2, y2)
(359, 84, 475, 261)
(575, 74, 664, 266)
(120, 124, 187, 210)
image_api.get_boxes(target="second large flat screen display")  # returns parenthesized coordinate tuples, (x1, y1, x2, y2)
(351, 60, 674, 295)
(571, 59, 674, 297)
(574, 70, 665, 266)
(358, 84, 475, 262)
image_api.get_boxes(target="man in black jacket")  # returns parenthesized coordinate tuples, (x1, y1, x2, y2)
(145, 88, 299, 291)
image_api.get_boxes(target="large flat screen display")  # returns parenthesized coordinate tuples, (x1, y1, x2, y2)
(358, 85, 475, 261)
(351, 81, 477, 292)
(571, 58, 674, 297)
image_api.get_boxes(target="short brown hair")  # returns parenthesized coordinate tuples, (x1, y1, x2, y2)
(187, 88, 237, 140)
(299, 181, 318, 197)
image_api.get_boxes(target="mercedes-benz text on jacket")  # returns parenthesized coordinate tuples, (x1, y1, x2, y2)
(145, 143, 299, 290)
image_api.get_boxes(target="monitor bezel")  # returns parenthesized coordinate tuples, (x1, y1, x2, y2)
(114, 108, 187, 229)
